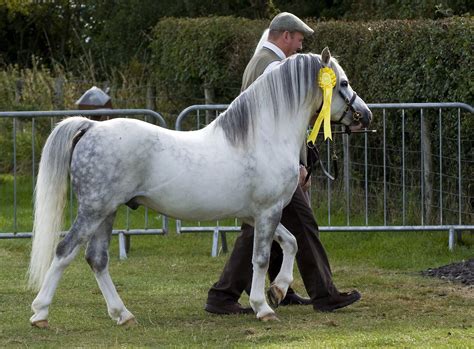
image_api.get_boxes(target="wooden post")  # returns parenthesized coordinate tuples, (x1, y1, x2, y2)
(15, 79, 23, 130)
(204, 86, 215, 125)
(342, 127, 351, 225)
(15, 79, 23, 104)
(421, 111, 433, 223)
(53, 77, 65, 110)
(146, 85, 156, 124)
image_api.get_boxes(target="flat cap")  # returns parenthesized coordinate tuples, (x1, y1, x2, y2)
(269, 12, 314, 36)
(75, 86, 111, 108)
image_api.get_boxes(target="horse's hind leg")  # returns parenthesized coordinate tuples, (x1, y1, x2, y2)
(30, 246, 81, 327)
(30, 213, 102, 327)
(85, 213, 135, 326)
(267, 223, 297, 307)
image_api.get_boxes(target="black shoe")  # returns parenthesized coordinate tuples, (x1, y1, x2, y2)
(280, 292, 312, 306)
(205, 302, 253, 315)
(313, 290, 361, 312)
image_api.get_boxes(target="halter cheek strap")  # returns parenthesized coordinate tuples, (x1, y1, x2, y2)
(336, 90, 360, 124)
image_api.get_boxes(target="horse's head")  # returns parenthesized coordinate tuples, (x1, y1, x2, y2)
(320, 47, 372, 132)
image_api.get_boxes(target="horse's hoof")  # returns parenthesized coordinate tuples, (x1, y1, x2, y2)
(267, 284, 285, 308)
(119, 316, 137, 327)
(258, 313, 280, 322)
(31, 320, 49, 329)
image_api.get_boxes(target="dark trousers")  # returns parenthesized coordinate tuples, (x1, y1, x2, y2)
(207, 185, 338, 305)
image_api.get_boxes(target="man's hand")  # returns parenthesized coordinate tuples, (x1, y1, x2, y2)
(299, 165, 311, 192)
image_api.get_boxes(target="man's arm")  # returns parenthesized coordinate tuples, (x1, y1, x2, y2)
(299, 164, 311, 192)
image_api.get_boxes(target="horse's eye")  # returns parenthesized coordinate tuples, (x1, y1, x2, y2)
(341, 80, 348, 87)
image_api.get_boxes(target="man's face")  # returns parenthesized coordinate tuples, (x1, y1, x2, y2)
(285, 31, 304, 56)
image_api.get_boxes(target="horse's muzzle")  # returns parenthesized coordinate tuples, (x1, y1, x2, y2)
(338, 90, 372, 131)
(348, 108, 372, 132)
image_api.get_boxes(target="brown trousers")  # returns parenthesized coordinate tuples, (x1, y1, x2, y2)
(207, 185, 338, 305)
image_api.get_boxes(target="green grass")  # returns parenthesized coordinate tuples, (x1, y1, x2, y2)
(1, 174, 473, 347)
(0, 231, 473, 348)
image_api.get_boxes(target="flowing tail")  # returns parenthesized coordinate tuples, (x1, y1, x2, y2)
(28, 117, 94, 290)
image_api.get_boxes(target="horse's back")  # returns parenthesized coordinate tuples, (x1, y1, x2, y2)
(70, 118, 170, 208)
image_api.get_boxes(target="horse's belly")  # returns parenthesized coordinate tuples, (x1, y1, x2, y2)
(137, 191, 249, 221)
(138, 166, 297, 222)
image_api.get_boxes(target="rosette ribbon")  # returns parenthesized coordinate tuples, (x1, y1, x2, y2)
(307, 67, 336, 143)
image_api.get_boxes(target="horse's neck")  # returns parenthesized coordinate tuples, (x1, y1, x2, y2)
(262, 56, 322, 153)
(254, 104, 313, 157)
(214, 54, 322, 154)
(279, 110, 312, 148)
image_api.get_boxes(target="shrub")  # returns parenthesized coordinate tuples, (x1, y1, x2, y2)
(150, 16, 473, 107)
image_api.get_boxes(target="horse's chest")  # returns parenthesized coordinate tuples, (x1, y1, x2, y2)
(251, 164, 298, 205)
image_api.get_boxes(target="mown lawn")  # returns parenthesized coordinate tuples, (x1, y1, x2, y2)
(0, 229, 473, 348)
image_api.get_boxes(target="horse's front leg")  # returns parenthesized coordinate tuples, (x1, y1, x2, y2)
(249, 209, 282, 321)
(267, 223, 297, 307)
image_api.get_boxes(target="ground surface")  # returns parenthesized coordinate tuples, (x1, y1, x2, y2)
(1, 230, 473, 347)
(422, 259, 474, 287)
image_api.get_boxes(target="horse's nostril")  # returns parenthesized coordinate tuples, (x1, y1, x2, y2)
(364, 112, 372, 126)
(365, 114, 372, 127)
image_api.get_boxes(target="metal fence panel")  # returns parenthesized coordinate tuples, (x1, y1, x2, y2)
(1, 104, 472, 257)
(0, 109, 169, 259)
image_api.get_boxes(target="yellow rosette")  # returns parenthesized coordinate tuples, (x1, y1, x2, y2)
(307, 67, 336, 144)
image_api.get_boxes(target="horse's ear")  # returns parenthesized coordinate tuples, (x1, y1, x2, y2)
(321, 47, 331, 66)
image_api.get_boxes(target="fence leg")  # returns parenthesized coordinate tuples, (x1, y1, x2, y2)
(211, 227, 219, 257)
(125, 235, 131, 254)
(448, 227, 455, 251)
(176, 219, 182, 234)
(163, 216, 169, 234)
(119, 232, 128, 260)
(220, 231, 228, 254)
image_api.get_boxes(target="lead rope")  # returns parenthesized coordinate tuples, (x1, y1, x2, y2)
(303, 140, 338, 185)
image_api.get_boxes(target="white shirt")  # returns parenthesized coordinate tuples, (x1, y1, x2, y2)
(261, 41, 286, 75)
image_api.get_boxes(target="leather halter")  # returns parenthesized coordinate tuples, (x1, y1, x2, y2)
(336, 90, 361, 124)
(314, 87, 361, 126)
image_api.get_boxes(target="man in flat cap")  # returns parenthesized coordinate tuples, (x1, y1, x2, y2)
(75, 86, 112, 121)
(205, 12, 361, 315)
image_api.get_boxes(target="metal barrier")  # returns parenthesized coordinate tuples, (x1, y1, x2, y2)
(176, 102, 474, 253)
(0, 109, 168, 259)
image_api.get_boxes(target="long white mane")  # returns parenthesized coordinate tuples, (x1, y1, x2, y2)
(215, 53, 325, 146)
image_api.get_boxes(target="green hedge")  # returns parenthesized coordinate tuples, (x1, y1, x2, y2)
(150, 16, 473, 107)
(150, 17, 266, 108)
(307, 17, 473, 104)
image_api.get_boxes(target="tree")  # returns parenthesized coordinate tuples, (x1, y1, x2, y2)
(0, 0, 472, 75)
